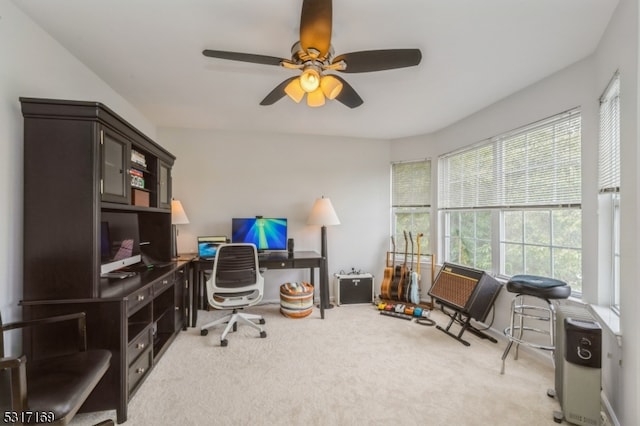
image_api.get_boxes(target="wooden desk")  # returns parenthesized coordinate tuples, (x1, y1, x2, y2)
(190, 251, 328, 326)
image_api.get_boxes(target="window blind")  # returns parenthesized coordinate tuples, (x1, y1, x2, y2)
(392, 160, 431, 207)
(439, 109, 581, 209)
(599, 73, 620, 193)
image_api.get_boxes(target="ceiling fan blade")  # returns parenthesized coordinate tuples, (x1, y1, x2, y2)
(260, 76, 299, 106)
(332, 75, 363, 108)
(333, 49, 422, 73)
(202, 49, 286, 66)
(299, 0, 332, 58)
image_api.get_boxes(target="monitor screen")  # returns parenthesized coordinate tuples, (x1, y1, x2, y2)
(231, 218, 287, 251)
(100, 212, 142, 275)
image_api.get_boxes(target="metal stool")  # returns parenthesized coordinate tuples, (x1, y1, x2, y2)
(500, 275, 571, 374)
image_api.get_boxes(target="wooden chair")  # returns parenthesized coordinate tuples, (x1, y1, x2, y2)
(1, 310, 112, 425)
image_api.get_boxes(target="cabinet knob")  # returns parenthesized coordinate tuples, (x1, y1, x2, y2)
(162, 279, 169, 285)
(175, 306, 179, 311)
(280, 262, 285, 267)
(136, 343, 145, 349)
(137, 295, 145, 301)
(136, 367, 145, 374)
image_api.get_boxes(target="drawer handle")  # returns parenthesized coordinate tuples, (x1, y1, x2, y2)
(137, 295, 145, 301)
(162, 279, 169, 285)
(175, 306, 179, 311)
(136, 367, 145, 374)
(136, 343, 145, 349)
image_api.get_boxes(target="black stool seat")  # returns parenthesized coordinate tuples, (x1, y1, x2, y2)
(506, 275, 571, 300)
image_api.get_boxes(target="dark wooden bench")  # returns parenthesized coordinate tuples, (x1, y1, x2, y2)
(1, 311, 112, 425)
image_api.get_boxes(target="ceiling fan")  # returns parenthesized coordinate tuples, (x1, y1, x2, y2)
(202, 0, 422, 108)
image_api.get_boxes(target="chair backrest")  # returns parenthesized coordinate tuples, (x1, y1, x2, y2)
(206, 243, 264, 310)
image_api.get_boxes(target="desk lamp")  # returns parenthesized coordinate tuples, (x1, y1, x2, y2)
(171, 199, 190, 258)
(307, 196, 340, 309)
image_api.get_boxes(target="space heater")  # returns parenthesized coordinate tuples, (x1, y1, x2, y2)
(551, 304, 602, 425)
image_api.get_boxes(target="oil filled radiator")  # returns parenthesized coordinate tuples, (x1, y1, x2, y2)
(550, 304, 602, 426)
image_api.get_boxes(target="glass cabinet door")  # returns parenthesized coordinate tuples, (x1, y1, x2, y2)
(158, 161, 171, 209)
(101, 128, 130, 204)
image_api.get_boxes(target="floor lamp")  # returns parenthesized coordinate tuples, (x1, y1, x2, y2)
(171, 199, 190, 258)
(308, 196, 340, 309)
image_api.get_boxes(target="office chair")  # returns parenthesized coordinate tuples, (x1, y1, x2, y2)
(200, 243, 267, 346)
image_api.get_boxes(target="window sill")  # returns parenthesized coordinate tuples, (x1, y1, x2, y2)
(589, 303, 621, 345)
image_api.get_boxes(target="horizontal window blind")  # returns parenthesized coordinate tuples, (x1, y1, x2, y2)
(599, 73, 620, 193)
(439, 109, 581, 209)
(392, 160, 431, 207)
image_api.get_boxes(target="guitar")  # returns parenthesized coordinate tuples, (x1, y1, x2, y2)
(380, 236, 395, 300)
(405, 232, 415, 303)
(394, 231, 409, 301)
(389, 236, 403, 300)
(409, 233, 423, 305)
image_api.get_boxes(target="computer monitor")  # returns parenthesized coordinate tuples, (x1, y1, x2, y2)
(231, 217, 287, 251)
(100, 212, 142, 275)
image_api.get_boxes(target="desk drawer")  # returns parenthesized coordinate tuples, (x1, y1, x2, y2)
(128, 286, 153, 315)
(153, 272, 175, 294)
(263, 259, 294, 269)
(128, 348, 152, 395)
(128, 324, 152, 366)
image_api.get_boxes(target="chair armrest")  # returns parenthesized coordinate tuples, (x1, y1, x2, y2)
(2, 312, 88, 352)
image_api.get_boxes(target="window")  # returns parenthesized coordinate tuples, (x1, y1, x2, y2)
(391, 160, 431, 253)
(599, 72, 620, 313)
(439, 109, 582, 291)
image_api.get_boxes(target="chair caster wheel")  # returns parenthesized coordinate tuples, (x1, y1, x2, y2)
(259, 319, 266, 325)
(260, 331, 267, 338)
(200, 329, 208, 336)
(553, 411, 563, 423)
(220, 339, 228, 347)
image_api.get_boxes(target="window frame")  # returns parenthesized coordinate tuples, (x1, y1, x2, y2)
(438, 109, 582, 292)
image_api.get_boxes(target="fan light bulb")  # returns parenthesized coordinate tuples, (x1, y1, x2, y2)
(300, 68, 320, 93)
(320, 75, 343, 100)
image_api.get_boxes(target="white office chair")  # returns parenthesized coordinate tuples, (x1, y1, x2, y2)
(200, 243, 267, 346)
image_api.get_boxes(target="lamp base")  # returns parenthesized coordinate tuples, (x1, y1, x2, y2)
(317, 303, 335, 310)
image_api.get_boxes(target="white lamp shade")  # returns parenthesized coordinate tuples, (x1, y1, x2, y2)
(307, 197, 340, 226)
(307, 88, 326, 107)
(285, 78, 305, 103)
(320, 75, 343, 100)
(171, 200, 190, 225)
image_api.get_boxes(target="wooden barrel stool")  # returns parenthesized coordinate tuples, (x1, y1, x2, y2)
(280, 282, 314, 318)
(500, 274, 571, 374)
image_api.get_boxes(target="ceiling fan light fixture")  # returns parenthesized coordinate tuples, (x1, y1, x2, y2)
(320, 75, 343, 100)
(284, 78, 305, 103)
(307, 88, 326, 107)
(300, 67, 321, 93)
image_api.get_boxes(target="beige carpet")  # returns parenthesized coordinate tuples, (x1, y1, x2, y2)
(72, 303, 561, 425)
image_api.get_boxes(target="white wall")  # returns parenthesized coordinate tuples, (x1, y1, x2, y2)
(0, 1, 156, 348)
(158, 127, 392, 302)
(390, 0, 638, 422)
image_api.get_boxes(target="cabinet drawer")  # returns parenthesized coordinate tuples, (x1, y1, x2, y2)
(128, 348, 152, 395)
(153, 273, 174, 294)
(128, 324, 152, 366)
(128, 286, 153, 315)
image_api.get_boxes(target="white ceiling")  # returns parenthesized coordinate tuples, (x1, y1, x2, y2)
(13, 0, 618, 140)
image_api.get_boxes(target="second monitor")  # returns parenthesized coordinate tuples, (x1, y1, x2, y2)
(231, 217, 287, 251)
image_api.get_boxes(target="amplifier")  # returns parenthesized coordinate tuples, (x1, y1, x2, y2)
(428, 262, 502, 322)
(334, 273, 374, 305)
